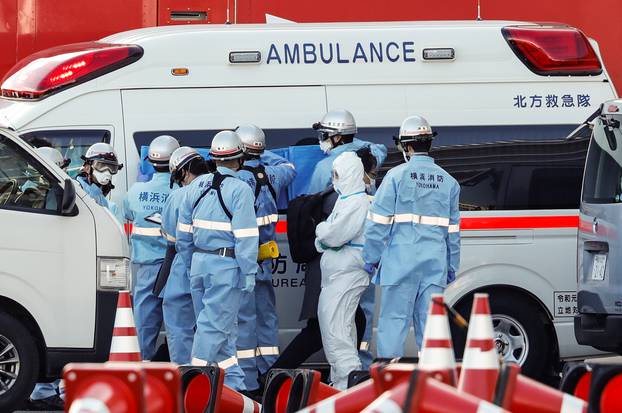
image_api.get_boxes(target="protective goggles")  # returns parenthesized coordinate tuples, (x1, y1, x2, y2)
(317, 129, 340, 142)
(92, 160, 121, 174)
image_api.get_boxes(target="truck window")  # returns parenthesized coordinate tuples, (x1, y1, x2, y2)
(0, 136, 62, 213)
(582, 117, 622, 204)
(21, 130, 110, 178)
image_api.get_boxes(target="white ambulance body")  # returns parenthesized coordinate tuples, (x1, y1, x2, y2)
(0, 21, 617, 379)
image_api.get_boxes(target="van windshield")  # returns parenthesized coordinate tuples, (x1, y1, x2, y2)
(582, 115, 622, 204)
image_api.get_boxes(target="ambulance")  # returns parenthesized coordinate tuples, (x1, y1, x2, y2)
(0, 21, 616, 401)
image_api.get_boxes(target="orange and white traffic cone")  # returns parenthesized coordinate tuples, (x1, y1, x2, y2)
(404, 370, 510, 413)
(181, 364, 261, 413)
(141, 363, 182, 413)
(63, 363, 145, 413)
(286, 369, 339, 412)
(262, 369, 296, 413)
(581, 363, 622, 413)
(457, 293, 500, 401)
(109, 290, 142, 362)
(360, 380, 410, 413)
(296, 363, 415, 413)
(493, 362, 587, 413)
(559, 362, 590, 402)
(418, 294, 458, 386)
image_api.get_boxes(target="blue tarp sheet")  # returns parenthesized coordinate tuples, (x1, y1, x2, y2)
(138, 145, 326, 209)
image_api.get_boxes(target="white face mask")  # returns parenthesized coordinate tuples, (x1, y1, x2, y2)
(92, 169, 112, 186)
(319, 139, 333, 154)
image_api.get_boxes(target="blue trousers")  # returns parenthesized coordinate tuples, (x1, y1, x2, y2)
(133, 263, 164, 360)
(237, 275, 280, 390)
(190, 259, 246, 391)
(163, 255, 195, 365)
(377, 283, 443, 358)
(358, 284, 375, 369)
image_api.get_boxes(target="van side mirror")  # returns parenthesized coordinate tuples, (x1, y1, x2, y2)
(61, 178, 77, 216)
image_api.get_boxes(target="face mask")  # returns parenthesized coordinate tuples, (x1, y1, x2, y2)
(92, 169, 112, 186)
(319, 139, 333, 154)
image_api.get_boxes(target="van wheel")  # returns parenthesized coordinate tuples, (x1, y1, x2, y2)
(450, 291, 554, 380)
(0, 312, 39, 412)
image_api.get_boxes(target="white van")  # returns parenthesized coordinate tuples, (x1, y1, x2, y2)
(0, 21, 617, 381)
(0, 127, 130, 410)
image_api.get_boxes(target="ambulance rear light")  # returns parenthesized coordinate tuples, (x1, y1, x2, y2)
(502, 26, 602, 76)
(1, 42, 143, 100)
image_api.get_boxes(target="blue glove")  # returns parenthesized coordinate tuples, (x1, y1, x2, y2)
(364, 262, 378, 276)
(447, 271, 456, 284)
(242, 274, 256, 293)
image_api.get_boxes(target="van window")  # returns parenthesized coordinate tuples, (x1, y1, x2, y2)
(379, 137, 589, 211)
(21, 130, 110, 178)
(582, 116, 622, 204)
(0, 136, 62, 213)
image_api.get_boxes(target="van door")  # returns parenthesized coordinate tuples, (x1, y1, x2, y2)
(578, 110, 622, 337)
(0, 131, 97, 350)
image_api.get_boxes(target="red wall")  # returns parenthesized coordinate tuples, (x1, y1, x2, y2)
(0, 0, 620, 95)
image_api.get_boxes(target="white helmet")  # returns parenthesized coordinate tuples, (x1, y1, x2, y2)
(83, 142, 123, 173)
(313, 109, 357, 141)
(235, 124, 266, 156)
(169, 146, 201, 174)
(36, 147, 69, 170)
(148, 135, 180, 167)
(209, 131, 244, 161)
(398, 115, 437, 144)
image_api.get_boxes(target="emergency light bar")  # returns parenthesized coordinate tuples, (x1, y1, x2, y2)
(502, 25, 602, 76)
(1, 42, 143, 100)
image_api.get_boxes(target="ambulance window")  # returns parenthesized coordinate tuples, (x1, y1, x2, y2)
(21, 130, 110, 178)
(0, 136, 62, 213)
(453, 168, 505, 211)
(583, 117, 622, 204)
(508, 166, 583, 209)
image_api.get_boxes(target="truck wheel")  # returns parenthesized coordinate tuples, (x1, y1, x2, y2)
(451, 291, 554, 380)
(0, 312, 39, 412)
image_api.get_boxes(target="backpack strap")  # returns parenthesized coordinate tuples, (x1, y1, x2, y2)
(240, 164, 278, 203)
(192, 172, 233, 220)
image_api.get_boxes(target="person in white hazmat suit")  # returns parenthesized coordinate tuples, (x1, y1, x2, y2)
(315, 151, 370, 390)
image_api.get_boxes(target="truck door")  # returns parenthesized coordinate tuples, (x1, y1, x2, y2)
(0, 131, 97, 350)
(578, 107, 622, 328)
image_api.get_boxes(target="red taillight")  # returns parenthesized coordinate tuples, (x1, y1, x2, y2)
(502, 26, 602, 76)
(1, 42, 143, 100)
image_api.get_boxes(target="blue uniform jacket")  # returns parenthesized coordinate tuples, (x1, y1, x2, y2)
(307, 139, 387, 194)
(363, 155, 460, 287)
(124, 173, 172, 265)
(176, 167, 259, 285)
(161, 185, 189, 247)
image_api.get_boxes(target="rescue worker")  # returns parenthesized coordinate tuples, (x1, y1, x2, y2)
(176, 131, 258, 391)
(363, 115, 460, 356)
(316, 151, 370, 390)
(308, 110, 386, 364)
(76, 142, 123, 210)
(20, 147, 70, 209)
(124, 135, 180, 360)
(234, 124, 297, 393)
(307, 109, 387, 194)
(161, 147, 213, 364)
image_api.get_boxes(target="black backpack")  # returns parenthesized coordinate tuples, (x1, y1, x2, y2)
(193, 172, 233, 219)
(287, 187, 334, 264)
